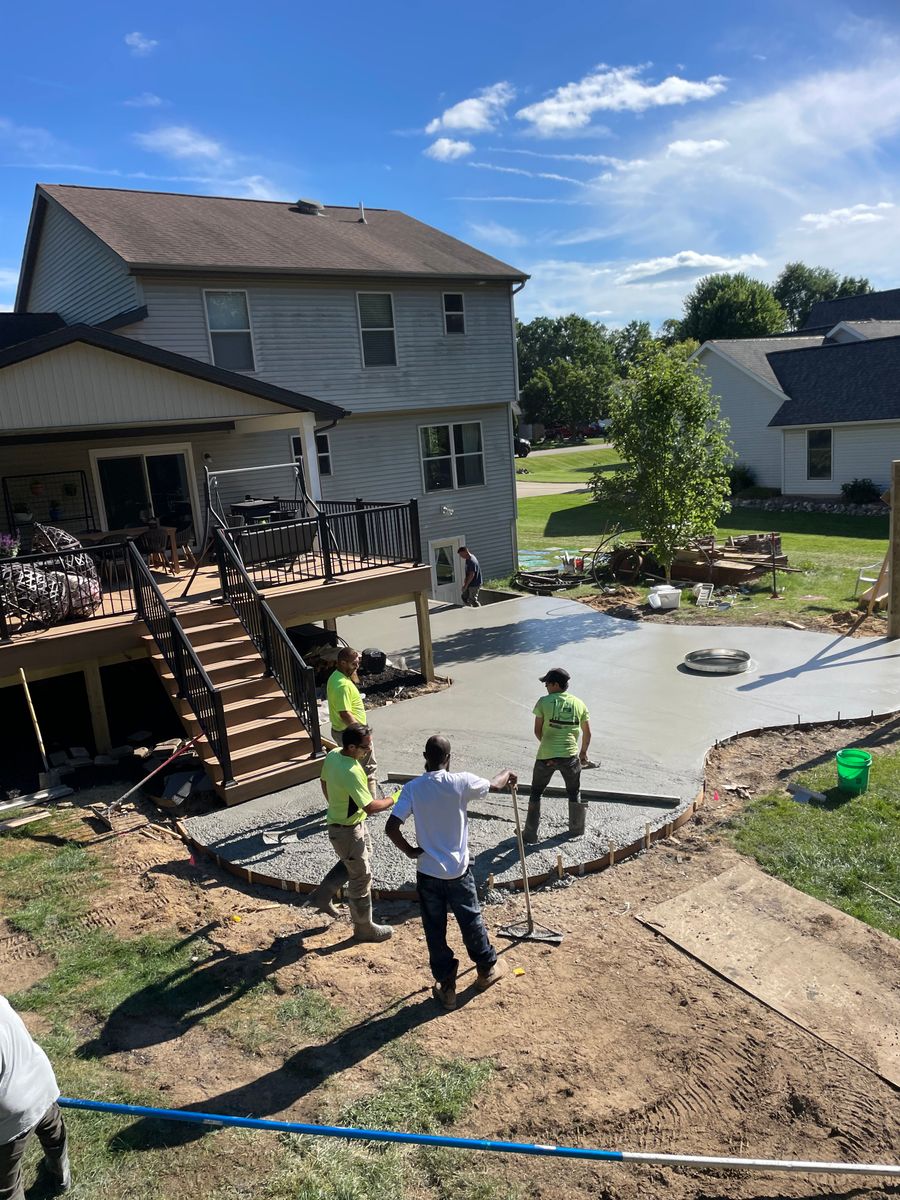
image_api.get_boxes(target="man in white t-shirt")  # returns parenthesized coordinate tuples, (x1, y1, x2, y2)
(0, 994, 70, 1198)
(385, 735, 517, 1010)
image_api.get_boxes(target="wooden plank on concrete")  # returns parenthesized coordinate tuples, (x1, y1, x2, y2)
(637, 862, 900, 1087)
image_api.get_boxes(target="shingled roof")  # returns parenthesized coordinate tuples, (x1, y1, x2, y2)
(704, 335, 825, 390)
(832, 319, 900, 340)
(767, 335, 900, 427)
(803, 287, 900, 330)
(29, 184, 529, 282)
(0, 312, 66, 351)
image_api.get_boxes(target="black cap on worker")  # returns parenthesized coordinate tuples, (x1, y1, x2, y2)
(539, 667, 570, 687)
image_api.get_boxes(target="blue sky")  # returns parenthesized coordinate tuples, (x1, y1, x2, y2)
(2, 0, 900, 326)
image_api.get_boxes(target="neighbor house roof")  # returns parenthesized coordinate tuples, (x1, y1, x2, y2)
(767, 335, 900, 427)
(703, 335, 825, 390)
(830, 319, 900, 341)
(804, 287, 900, 329)
(24, 185, 529, 288)
(0, 323, 347, 420)
(0, 312, 66, 352)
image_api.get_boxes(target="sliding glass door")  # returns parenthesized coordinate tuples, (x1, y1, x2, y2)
(92, 446, 197, 532)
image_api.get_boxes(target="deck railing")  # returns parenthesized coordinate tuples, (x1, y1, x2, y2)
(215, 530, 323, 756)
(226, 498, 420, 590)
(128, 542, 233, 785)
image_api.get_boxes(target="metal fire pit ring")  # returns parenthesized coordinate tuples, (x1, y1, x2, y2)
(683, 648, 752, 675)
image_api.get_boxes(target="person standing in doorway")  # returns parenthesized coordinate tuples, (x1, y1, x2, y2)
(457, 546, 482, 607)
(327, 647, 377, 798)
(304, 724, 396, 941)
(525, 667, 591, 843)
(0, 994, 71, 1199)
(385, 735, 517, 1010)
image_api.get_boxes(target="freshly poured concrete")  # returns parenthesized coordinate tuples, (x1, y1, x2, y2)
(183, 595, 900, 891)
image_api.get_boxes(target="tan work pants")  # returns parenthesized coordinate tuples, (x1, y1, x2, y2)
(326, 822, 372, 901)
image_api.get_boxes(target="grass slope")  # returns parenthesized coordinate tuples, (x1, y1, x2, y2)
(515, 447, 621, 484)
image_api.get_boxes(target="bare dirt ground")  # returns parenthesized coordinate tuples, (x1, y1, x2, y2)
(3, 725, 899, 1200)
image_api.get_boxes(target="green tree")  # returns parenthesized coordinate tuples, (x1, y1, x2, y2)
(589, 346, 733, 577)
(516, 314, 616, 388)
(679, 272, 787, 342)
(609, 320, 654, 374)
(772, 262, 873, 329)
(521, 358, 605, 429)
(655, 317, 683, 346)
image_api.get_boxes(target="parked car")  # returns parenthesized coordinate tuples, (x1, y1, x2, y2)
(514, 437, 531, 458)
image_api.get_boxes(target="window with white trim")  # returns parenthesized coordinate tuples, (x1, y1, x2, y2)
(291, 433, 332, 478)
(807, 429, 832, 480)
(420, 422, 485, 492)
(443, 292, 465, 335)
(357, 293, 397, 366)
(204, 290, 255, 370)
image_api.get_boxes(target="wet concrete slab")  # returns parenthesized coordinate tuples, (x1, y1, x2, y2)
(183, 595, 900, 892)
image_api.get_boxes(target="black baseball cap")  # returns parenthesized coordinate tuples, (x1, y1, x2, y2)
(539, 667, 570, 686)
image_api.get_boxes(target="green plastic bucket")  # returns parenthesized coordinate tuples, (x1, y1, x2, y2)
(835, 748, 872, 795)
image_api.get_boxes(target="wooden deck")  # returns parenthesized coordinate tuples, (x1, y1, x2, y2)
(1, 556, 432, 682)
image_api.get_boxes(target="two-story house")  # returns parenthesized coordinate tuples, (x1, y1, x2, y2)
(0, 183, 527, 803)
(14, 184, 528, 595)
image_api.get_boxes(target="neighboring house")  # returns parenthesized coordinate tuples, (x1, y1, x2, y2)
(15, 184, 528, 595)
(694, 288, 900, 496)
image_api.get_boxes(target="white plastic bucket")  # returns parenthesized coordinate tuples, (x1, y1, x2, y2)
(648, 585, 681, 610)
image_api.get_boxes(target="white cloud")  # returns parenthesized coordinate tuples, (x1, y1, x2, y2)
(124, 92, 165, 108)
(469, 161, 583, 185)
(666, 138, 729, 158)
(426, 82, 514, 134)
(800, 201, 894, 230)
(0, 267, 19, 291)
(0, 116, 56, 157)
(615, 250, 766, 285)
(134, 125, 229, 164)
(125, 32, 158, 56)
(0, 304, 12, 313)
(468, 220, 525, 248)
(424, 137, 474, 162)
(516, 65, 727, 135)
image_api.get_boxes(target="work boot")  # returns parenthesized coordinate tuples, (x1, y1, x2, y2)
(432, 966, 458, 1010)
(348, 896, 393, 943)
(475, 959, 506, 991)
(302, 888, 340, 920)
(567, 800, 588, 837)
(522, 801, 541, 844)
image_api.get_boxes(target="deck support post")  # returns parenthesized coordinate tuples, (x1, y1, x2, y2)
(889, 461, 900, 638)
(413, 590, 435, 683)
(83, 661, 112, 754)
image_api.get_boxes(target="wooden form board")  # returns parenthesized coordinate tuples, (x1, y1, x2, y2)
(638, 862, 900, 1087)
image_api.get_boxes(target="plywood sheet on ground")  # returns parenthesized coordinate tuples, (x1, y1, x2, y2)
(637, 862, 900, 1087)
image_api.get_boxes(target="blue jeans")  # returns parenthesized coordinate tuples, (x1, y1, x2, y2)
(416, 868, 497, 985)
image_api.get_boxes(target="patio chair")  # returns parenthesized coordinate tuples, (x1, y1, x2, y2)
(175, 522, 197, 567)
(138, 526, 175, 574)
(853, 561, 883, 597)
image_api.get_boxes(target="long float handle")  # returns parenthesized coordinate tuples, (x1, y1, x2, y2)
(57, 1098, 900, 1178)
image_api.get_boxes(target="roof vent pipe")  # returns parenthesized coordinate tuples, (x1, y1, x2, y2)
(291, 198, 325, 216)
(358, 201, 367, 225)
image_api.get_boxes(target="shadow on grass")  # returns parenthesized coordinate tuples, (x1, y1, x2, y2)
(108, 990, 448, 1151)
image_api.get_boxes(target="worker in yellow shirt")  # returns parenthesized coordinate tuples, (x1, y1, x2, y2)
(304, 723, 396, 940)
(327, 647, 378, 798)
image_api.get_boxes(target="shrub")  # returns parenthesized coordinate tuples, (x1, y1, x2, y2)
(841, 478, 881, 505)
(728, 463, 757, 496)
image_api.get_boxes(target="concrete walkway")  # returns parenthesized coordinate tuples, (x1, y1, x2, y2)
(527, 442, 611, 457)
(183, 595, 900, 893)
(515, 480, 590, 497)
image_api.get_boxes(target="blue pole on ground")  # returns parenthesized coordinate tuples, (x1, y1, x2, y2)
(57, 1098, 900, 1178)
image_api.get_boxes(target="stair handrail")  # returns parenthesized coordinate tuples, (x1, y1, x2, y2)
(127, 541, 233, 785)
(213, 529, 323, 756)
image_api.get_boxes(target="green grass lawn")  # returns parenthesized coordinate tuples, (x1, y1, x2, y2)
(515, 447, 621, 484)
(731, 752, 900, 939)
(515, 492, 889, 624)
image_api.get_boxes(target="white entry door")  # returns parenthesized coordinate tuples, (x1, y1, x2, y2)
(429, 536, 464, 603)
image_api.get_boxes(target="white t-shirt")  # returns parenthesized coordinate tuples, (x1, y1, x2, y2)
(392, 770, 490, 880)
(0, 996, 59, 1145)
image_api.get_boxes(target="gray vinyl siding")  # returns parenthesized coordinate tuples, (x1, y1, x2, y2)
(697, 349, 784, 489)
(0, 342, 296, 431)
(783, 422, 900, 495)
(26, 200, 139, 324)
(316, 403, 517, 579)
(127, 275, 518, 416)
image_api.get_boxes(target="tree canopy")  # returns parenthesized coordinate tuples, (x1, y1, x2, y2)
(772, 262, 872, 330)
(678, 272, 787, 343)
(589, 344, 733, 576)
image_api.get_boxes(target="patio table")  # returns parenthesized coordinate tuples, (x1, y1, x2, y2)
(78, 525, 180, 574)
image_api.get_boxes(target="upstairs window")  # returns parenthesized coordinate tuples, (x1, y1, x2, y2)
(807, 429, 832, 480)
(420, 421, 485, 492)
(204, 290, 255, 370)
(357, 293, 397, 366)
(291, 432, 332, 478)
(443, 292, 466, 334)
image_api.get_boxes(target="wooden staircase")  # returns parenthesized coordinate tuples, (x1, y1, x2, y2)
(144, 603, 325, 805)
